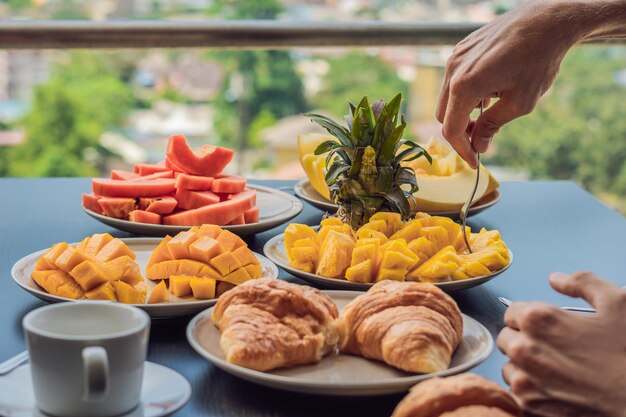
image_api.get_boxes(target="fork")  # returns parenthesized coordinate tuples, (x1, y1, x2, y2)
(498, 297, 596, 313)
(460, 101, 484, 253)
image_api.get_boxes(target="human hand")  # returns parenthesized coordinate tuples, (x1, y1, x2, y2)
(496, 272, 626, 417)
(436, 0, 593, 168)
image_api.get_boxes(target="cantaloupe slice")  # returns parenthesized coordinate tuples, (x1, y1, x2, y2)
(86, 282, 116, 301)
(69, 260, 109, 291)
(169, 275, 192, 297)
(189, 277, 216, 299)
(147, 280, 169, 304)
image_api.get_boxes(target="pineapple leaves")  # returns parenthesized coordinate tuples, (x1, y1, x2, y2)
(378, 122, 406, 166)
(371, 99, 385, 121)
(395, 166, 419, 194)
(314, 140, 341, 155)
(325, 160, 350, 185)
(375, 166, 394, 194)
(304, 113, 352, 148)
(351, 97, 375, 146)
(380, 188, 411, 218)
(397, 139, 432, 164)
(372, 93, 402, 150)
(348, 147, 365, 178)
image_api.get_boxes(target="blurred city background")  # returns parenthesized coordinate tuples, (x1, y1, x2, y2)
(1, 0, 626, 212)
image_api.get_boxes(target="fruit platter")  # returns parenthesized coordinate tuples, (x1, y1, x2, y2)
(82, 134, 303, 236)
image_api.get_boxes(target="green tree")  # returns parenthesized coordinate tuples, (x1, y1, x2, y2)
(313, 52, 409, 118)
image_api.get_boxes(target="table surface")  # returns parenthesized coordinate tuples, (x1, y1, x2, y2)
(1, 178, 625, 417)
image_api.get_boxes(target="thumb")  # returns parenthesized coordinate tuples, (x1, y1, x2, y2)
(549, 271, 620, 309)
(471, 98, 522, 153)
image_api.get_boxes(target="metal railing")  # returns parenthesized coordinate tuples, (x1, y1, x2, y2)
(0, 21, 484, 49)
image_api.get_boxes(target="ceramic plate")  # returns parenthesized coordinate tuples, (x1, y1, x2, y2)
(0, 361, 191, 417)
(186, 290, 493, 396)
(11, 238, 279, 319)
(263, 233, 512, 293)
(83, 184, 304, 237)
(294, 179, 500, 220)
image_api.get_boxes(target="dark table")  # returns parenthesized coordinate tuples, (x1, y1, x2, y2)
(2, 178, 625, 417)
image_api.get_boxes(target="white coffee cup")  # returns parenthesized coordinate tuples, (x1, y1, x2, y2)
(23, 302, 150, 417)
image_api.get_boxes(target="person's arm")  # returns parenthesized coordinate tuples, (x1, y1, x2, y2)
(496, 272, 626, 417)
(437, 0, 626, 168)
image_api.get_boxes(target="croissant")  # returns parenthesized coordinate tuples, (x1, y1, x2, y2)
(392, 373, 521, 417)
(212, 278, 341, 371)
(338, 281, 462, 373)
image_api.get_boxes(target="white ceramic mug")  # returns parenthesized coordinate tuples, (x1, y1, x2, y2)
(23, 302, 150, 417)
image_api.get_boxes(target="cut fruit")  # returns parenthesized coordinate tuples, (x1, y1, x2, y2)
(175, 188, 220, 210)
(169, 275, 192, 297)
(82, 193, 104, 215)
(133, 163, 171, 176)
(211, 176, 246, 194)
(92, 178, 176, 198)
(147, 280, 168, 304)
(112, 281, 147, 304)
(129, 210, 162, 224)
(165, 134, 234, 177)
(138, 196, 177, 215)
(243, 206, 259, 223)
(98, 198, 136, 219)
(163, 189, 256, 226)
(110, 170, 140, 181)
(175, 173, 214, 191)
(228, 214, 245, 225)
(189, 277, 216, 299)
(129, 171, 174, 181)
(86, 282, 116, 301)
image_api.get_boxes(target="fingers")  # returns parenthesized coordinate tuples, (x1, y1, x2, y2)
(504, 301, 563, 334)
(549, 271, 621, 310)
(442, 87, 479, 168)
(471, 97, 524, 153)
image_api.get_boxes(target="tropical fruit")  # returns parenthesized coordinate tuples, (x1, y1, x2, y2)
(145, 225, 263, 298)
(284, 212, 509, 283)
(32, 234, 146, 303)
(83, 134, 259, 226)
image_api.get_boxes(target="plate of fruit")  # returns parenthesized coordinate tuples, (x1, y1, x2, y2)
(11, 225, 279, 319)
(82, 134, 303, 237)
(264, 213, 512, 293)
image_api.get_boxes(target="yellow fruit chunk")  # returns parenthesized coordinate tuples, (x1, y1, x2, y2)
(103, 255, 143, 286)
(244, 264, 263, 278)
(462, 246, 510, 271)
(390, 221, 422, 242)
(146, 235, 173, 269)
(210, 251, 242, 276)
(189, 236, 224, 264)
(452, 259, 491, 280)
(298, 133, 335, 200)
(83, 233, 114, 257)
(112, 280, 146, 304)
(196, 224, 223, 239)
(359, 219, 387, 236)
(320, 217, 344, 227)
(370, 212, 403, 237)
(470, 229, 503, 250)
(419, 226, 450, 251)
(190, 277, 216, 299)
(232, 246, 260, 267)
(221, 267, 252, 285)
(345, 259, 374, 283)
(69, 260, 109, 291)
(216, 230, 246, 252)
(453, 226, 472, 252)
(42, 242, 69, 266)
(351, 243, 378, 268)
(407, 237, 438, 266)
(408, 246, 461, 283)
(375, 241, 419, 282)
(146, 259, 220, 280)
(318, 223, 354, 245)
(55, 246, 96, 274)
(169, 275, 192, 297)
(355, 227, 388, 243)
(86, 282, 116, 301)
(167, 230, 198, 259)
(147, 280, 168, 304)
(96, 239, 136, 263)
(316, 230, 355, 278)
(289, 245, 318, 273)
(75, 237, 90, 252)
(284, 224, 319, 264)
(32, 270, 84, 300)
(34, 256, 54, 271)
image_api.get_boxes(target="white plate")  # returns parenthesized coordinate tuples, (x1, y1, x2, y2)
(294, 179, 500, 220)
(11, 238, 279, 319)
(263, 233, 512, 293)
(0, 361, 191, 417)
(83, 184, 304, 237)
(186, 290, 493, 396)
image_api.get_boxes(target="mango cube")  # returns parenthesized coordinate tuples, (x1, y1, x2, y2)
(190, 278, 216, 299)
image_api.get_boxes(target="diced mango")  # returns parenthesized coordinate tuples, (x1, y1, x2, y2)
(147, 280, 169, 304)
(32, 270, 84, 300)
(42, 242, 70, 266)
(83, 233, 114, 256)
(69, 260, 109, 291)
(231, 245, 260, 267)
(103, 255, 143, 286)
(190, 277, 216, 299)
(55, 246, 96, 274)
(96, 239, 136, 262)
(75, 237, 91, 252)
(210, 251, 242, 276)
(34, 256, 55, 271)
(169, 275, 192, 297)
(167, 230, 198, 259)
(216, 230, 246, 252)
(189, 236, 224, 264)
(146, 259, 220, 280)
(112, 280, 146, 304)
(195, 224, 223, 239)
(86, 282, 116, 301)
(244, 263, 263, 279)
(221, 267, 252, 285)
(146, 235, 173, 269)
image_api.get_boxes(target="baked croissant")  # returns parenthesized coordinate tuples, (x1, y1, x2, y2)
(338, 280, 463, 373)
(392, 373, 521, 417)
(212, 278, 341, 371)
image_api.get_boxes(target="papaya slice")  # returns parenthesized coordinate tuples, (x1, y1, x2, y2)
(243, 206, 259, 224)
(129, 210, 162, 224)
(92, 178, 176, 198)
(133, 163, 170, 176)
(211, 175, 246, 194)
(175, 188, 220, 210)
(139, 196, 177, 215)
(99, 198, 136, 219)
(163, 189, 256, 226)
(110, 170, 140, 180)
(82, 193, 104, 215)
(165, 134, 234, 177)
(228, 214, 245, 225)
(175, 173, 214, 191)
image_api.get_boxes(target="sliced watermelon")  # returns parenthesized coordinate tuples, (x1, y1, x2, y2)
(228, 214, 245, 225)
(133, 163, 170, 176)
(211, 175, 246, 194)
(98, 198, 136, 219)
(243, 206, 260, 223)
(92, 178, 176, 198)
(163, 189, 256, 226)
(82, 193, 104, 215)
(175, 173, 214, 191)
(110, 170, 140, 181)
(165, 134, 234, 177)
(175, 188, 220, 210)
(138, 196, 178, 215)
(129, 170, 174, 181)
(129, 210, 162, 224)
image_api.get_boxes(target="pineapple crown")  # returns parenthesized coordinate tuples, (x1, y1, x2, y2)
(304, 93, 431, 229)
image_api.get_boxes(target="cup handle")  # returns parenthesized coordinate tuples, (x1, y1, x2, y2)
(82, 346, 109, 402)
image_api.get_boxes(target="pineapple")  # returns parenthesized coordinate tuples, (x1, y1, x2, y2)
(316, 230, 355, 278)
(305, 93, 431, 229)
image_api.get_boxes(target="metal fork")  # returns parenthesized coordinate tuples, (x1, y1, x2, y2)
(460, 100, 484, 253)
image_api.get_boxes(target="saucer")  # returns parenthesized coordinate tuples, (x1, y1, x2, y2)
(0, 361, 191, 417)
